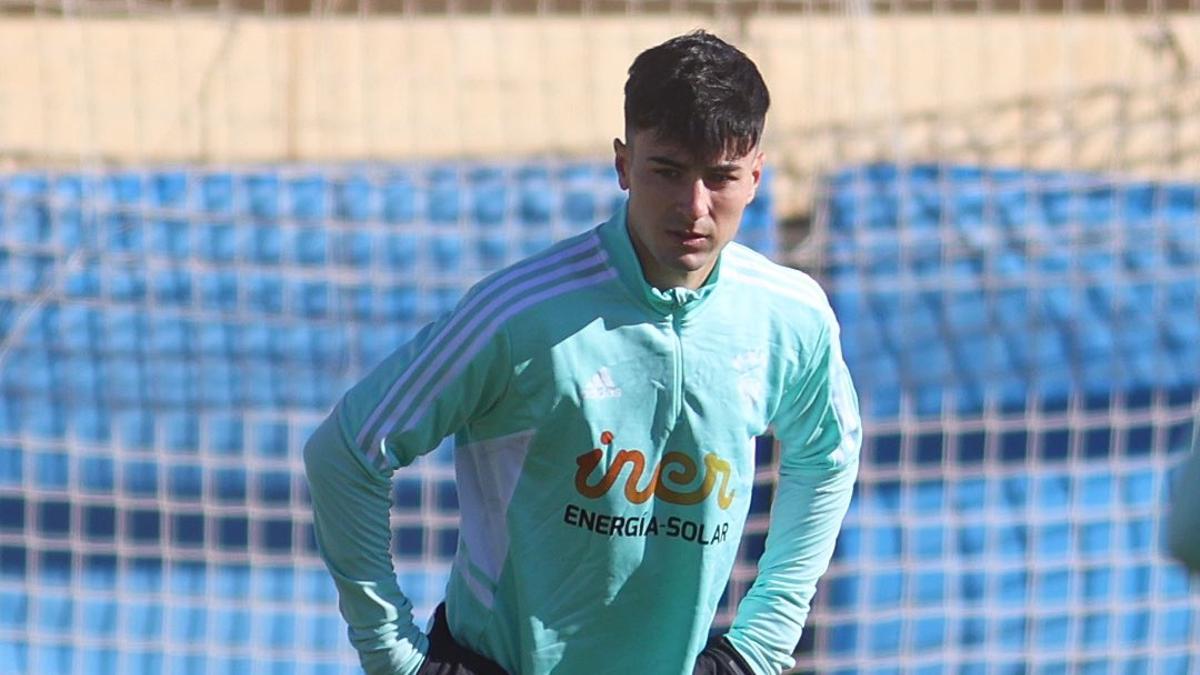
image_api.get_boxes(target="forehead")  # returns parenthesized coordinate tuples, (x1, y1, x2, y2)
(630, 128, 758, 168)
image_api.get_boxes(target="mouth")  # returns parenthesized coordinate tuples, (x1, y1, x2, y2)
(670, 230, 709, 246)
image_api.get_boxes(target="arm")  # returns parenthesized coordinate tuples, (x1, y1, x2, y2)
(1166, 424, 1200, 572)
(725, 321, 862, 675)
(304, 312, 512, 675)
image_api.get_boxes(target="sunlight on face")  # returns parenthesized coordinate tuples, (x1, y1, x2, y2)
(614, 129, 763, 291)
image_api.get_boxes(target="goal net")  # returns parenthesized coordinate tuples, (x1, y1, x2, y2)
(1, 2, 1198, 674)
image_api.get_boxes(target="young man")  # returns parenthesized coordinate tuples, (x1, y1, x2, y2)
(304, 31, 861, 675)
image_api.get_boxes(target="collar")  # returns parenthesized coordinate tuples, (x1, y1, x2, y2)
(597, 201, 723, 317)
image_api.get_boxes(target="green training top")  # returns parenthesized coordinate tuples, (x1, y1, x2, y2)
(303, 204, 862, 675)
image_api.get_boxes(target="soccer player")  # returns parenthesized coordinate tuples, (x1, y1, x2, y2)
(304, 30, 861, 675)
(1166, 425, 1200, 573)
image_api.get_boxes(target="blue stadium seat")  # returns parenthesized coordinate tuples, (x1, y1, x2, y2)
(1078, 520, 1112, 558)
(383, 285, 418, 322)
(310, 325, 348, 367)
(82, 598, 117, 636)
(560, 164, 599, 226)
(56, 228, 99, 281)
(152, 268, 193, 306)
(149, 316, 191, 356)
(31, 450, 68, 490)
(1077, 473, 1113, 510)
(1156, 607, 1191, 646)
(334, 173, 375, 222)
(199, 270, 239, 311)
(475, 234, 508, 267)
(26, 397, 67, 440)
(293, 227, 328, 266)
(233, 323, 267, 359)
(152, 359, 192, 409)
(868, 617, 902, 656)
(356, 327, 397, 367)
(428, 167, 462, 224)
(292, 280, 331, 319)
(199, 220, 236, 263)
(54, 305, 100, 354)
(4, 172, 48, 206)
(335, 229, 373, 267)
(33, 644, 73, 673)
(254, 420, 290, 459)
(246, 172, 282, 220)
(198, 362, 237, 407)
(517, 165, 554, 226)
(52, 173, 83, 203)
(521, 235, 554, 257)
(306, 614, 343, 653)
(117, 409, 157, 450)
(79, 454, 115, 495)
(1119, 609, 1151, 647)
(383, 172, 417, 223)
(382, 232, 419, 269)
(431, 234, 464, 271)
(149, 218, 190, 260)
(246, 274, 285, 315)
(37, 592, 73, 634)
(241, 362, 280, 407)
(202, 173, 236, 214)
(209, 414, 245, 456)
(1121, 469, 1155, 508)
(1163, 183, 1198, 221)
(6, 200, 51, 246)
(152, 170, 189, 208)
(289, 174, 328, 222)
(1167, 220, 1199, 266)
(166, 653, 206, 672)
(213, 607, 252, 647)
(123, 458, 159, 497)
(107, 172, 144, 206)
(73, 401, 111, 444)
(470, 166, 507, 225)
(261, 611, 296, 649)
(106, 265, 148, 303)
(245, 224, 283, 265)
(8, 254, 52, 295)
(339, 284, 374, 321)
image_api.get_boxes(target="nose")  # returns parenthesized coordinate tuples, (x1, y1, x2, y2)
(678, 178, 711, 221)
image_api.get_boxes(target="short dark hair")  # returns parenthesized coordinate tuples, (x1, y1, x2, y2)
(623, 30, 770, 160)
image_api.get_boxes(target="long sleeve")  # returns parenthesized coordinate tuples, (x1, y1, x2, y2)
(726, 321, 862, 675)
(1166, 425, 1200, 572)
(303, 305, 513, 675)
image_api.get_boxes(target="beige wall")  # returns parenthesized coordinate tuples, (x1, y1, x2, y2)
(1, 13, 1197, 186)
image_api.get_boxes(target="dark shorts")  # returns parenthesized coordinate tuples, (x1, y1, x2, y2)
(418, 604, 508, 675)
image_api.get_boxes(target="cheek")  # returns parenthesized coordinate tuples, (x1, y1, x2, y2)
(712, 192, 750, 225)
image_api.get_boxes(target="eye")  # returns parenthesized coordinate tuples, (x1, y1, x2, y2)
(654, 168, 681, 180)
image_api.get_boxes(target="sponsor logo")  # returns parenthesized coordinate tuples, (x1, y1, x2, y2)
(731, 349, 767, 373)
(573, 431, 735, 510)
(562, 503, 729, 545)
(580, 367, 623, 400)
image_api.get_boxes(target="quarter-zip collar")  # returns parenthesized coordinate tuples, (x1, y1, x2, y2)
(597, 201, 722, 318)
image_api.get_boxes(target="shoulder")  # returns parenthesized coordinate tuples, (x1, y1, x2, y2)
(456, 227, 618, 330)
(719, 242, 838, 334)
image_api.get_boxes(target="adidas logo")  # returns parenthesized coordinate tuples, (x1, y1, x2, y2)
(581, 367, 623, 400)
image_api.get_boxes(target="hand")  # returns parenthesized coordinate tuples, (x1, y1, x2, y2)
(417, 605, 508, 675)
(692, 636, 754, 675)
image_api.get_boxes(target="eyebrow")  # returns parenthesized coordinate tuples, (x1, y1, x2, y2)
(647, 156, 741, 173)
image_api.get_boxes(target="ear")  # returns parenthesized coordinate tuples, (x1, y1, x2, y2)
(746, 149, 765, 204)
(613, 138, 630, 191)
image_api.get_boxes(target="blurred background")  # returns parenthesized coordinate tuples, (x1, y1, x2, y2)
(0, 1, 1198, 673)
